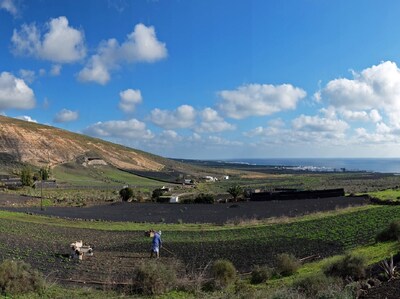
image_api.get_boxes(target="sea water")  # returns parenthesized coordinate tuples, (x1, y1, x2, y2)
(224, 158, 400, 174)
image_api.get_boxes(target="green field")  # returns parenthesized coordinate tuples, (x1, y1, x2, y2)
(0, 204, 399, 298)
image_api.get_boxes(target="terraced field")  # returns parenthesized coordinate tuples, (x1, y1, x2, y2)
(0, 204, 399, 285)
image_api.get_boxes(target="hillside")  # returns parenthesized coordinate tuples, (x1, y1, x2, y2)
(0, 116, 207, 177)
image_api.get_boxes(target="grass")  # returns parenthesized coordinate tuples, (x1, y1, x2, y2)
(368, 188, 400, 201)
(53, 164, 162, 188)
(267, 241, 399, 288)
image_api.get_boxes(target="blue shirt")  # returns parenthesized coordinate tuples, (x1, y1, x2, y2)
(152, 233, 162, 250)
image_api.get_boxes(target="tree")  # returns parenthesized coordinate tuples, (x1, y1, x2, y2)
(119, 187, 134, 201)
(227, 185, 243, 202)
(152, 188, 164, 200)
(38, 166, 50, 181)
(20, 167, 33, 187)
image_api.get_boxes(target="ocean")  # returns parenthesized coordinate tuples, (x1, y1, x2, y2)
(224, 158, 400, 174)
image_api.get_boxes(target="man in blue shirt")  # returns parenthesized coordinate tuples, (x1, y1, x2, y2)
(150, 231, 162, 258)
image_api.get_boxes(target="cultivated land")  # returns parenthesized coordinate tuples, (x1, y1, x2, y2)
(2, 118, 400, 297)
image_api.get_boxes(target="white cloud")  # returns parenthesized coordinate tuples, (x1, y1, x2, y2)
(18, 69, 35, 83)
(150, 105, 196, 129)
(207, 135, 243, 146)
(341, 110, 369, 122)
(319, 61, 400, 127)
(119, 89, 142, 113)
(340, 109, 383, 123)
(293, 115, 349, 133)
(369, 109, 382, 123)
(159, 130, 182, 141)
(245, 114, 349, 145)
(12, 16, 86, 63)
(78, 23, 167, 84)
(14, 115, 37, 123)
(0, 0, 18, 16)
(53, 109, 79, 123)
(50, 64, 62, 76)
(196, 107, 235, 133)
(218, 83, 306, 119)
(354, 126, 396, 144)
(0, 72, 35, 110)
(84, 118, 154, 139)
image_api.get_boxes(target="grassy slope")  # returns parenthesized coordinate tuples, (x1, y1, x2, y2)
(52, 163, 163, 188)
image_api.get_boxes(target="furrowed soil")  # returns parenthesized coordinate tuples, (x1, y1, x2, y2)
(1, 195, 368, 224)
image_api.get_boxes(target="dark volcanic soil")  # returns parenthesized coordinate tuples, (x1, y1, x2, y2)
(1, 196, 368, 224)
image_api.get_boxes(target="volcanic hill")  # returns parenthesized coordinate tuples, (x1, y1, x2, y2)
(0, 115, 204, 178)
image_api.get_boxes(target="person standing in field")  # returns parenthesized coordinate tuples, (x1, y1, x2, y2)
(150, 231, 162, 258)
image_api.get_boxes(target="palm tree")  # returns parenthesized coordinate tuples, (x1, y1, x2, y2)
(227, 185, 243, 202)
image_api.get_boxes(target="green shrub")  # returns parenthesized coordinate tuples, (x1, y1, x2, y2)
(375, 220, 400, 242)
(293, 273, 343, 297)
(119, 187, 134, 201)
(250, 265, 273, 284)
(194, 193, 215, 204)
(132, 260, 177, 295)
(210, 259, 236, 289)
(275, 253, 300, 276)
(152, 188, 164, 200)
(324, 253, 367, 280)
(0, 259, 45, 296)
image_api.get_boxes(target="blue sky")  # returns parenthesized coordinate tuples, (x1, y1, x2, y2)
(2, 0, 400, 159)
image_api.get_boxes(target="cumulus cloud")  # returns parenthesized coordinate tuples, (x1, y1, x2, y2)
(245, 114, 349, 145)
(14, 115, 37, 123)
(218, 83, 306, 119)
(340, 109, 382, 123)
(78, 23, 167, 84)
(150, 105, 196, 129)
(319, 61, 400, 127)
(18, 69, 35, 83)
(0, 72, 35, 110)
(84, 118, 154, 139)
(12, 16, 86, 63)
(50, 64, 62, 76)
(196, 108, 235, 133)
(119, 89, 142, 113)
(159, 130, 183, 141)
(291, 114, 349, 142)
(53, 109, 79, 123)
(0, 0, 18, 16)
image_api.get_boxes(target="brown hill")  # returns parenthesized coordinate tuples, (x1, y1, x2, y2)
(0, 115, 183, 172)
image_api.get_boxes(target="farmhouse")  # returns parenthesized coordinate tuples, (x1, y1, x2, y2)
(250, 188, 345, 201)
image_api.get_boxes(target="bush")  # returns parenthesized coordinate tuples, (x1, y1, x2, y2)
(293, 273, 343, 297)
(324, 253, 367, 280)
(20, 167, 33, 187)
(132, 260, 177, 295)
(152, 188, 164, 200)
(119, 187, 134, 201)
(275, 253, 300, 276)
(194, 193, 215, 204)
(0, 259, 45, 296)
(250, 265, 273, 284)
(210, 259, 236, 289)
(376, 220, 400, 242)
